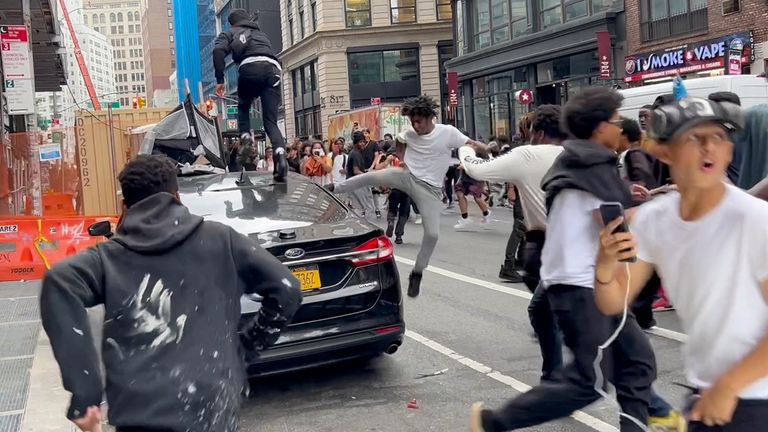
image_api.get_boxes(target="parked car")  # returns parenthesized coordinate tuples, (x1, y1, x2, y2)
(176, 172, 404, 376)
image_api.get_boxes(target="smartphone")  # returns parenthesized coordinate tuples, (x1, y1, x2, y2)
(599, 202, 636, 263)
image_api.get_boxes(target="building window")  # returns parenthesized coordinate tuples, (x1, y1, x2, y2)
(437, 0, 452, 20)
(111, 25, 117, 34)
(299, 2, 305, 39)
(110, 13, 116, 22)
(640, 0, 708, 41)
(391, 0, 417, 24)
(310, 0, 317, 31)
(345, 0, 371, 27)
(167, 8, 172, 17)
(118, 12, 123, 22)
(100, 13, 105, 24)
(288, 18, 295, 45)
(291, 60, 321, 138)
(129, 24, 134, 33)
(349, 48, 419, 84)
(128, 11, 133, 21)
(168, 22, 173, 30)
(169, 35, 174, 42)
(472, 0, 529, 49)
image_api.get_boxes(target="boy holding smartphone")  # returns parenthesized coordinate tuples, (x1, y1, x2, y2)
(595, 97, 768, 431)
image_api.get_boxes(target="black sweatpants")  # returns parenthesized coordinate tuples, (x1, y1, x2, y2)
(387, 189, 411, 236)
(688, 399, 768, 431)
(444, 165, 459, 204)
(237, 62, 285, 151)
(485, 284, 655, 432)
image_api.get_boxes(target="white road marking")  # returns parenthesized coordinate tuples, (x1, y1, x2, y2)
(406, 329, 618, 432)
(394, 256, 689, 343)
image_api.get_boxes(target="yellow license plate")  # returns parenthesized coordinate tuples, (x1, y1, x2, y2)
(292, 267, 322, 291)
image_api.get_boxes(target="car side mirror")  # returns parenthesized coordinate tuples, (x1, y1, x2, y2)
(88, 221, 113, 239)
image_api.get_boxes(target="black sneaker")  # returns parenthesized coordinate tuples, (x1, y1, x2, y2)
(395, 236, 403, 244)
(407, 272, 422, 298)
(385, 222, 394, 238)
(498, 265, 523, 283)
(273, 149, 288, 183)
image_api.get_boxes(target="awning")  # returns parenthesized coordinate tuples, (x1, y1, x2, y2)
(0, 0, 67, 92)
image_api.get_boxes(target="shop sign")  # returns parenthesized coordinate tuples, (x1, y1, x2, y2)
(447, 72, 459, 107)
(370, 97, 381, 105)
(596, 31, 612, 80)
(516, 89, 534, 105)
(624, 31, 754, 83)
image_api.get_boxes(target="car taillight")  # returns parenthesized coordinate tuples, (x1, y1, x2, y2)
(348, 236, 394, 267)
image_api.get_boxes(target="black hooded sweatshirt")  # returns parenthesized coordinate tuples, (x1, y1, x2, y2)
(40, 193, 302, 431)
(213, 9, 279, 84)
(541, 139, 633, 212)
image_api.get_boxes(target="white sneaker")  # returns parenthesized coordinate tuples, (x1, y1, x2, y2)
(415, 215, 422, 225)
(454, 218, 472, 231)
(481, 211, 492, 224)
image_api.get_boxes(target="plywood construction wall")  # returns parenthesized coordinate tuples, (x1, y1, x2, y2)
(74, 108, 172, 216)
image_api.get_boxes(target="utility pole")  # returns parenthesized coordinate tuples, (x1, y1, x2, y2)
(22, 0, 42, 215)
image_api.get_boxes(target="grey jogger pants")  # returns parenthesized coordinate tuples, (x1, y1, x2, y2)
(336, 168, 442, 274)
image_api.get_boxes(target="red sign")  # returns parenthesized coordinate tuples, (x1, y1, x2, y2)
(370, 97, 381, 105)
(517, 89, 533, 105)
(447, 72, 459, 107)
(0, 26, 29, 43)
(596, 31, 612, 80)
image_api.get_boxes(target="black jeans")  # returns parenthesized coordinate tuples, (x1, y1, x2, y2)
(632, 272, 661, 330)
(688, 399, 768, 431)
(237, 62, 285, 151)
(502, 195, 526, 271)
(521, 230, 545, 293)
(387, 189, 411, 236)
(528, 283, 562, 382)
(444, 165, 459, 204)
(485, 284, 656, 432)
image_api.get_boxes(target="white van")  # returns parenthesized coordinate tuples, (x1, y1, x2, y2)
(618, 75, 768, 120)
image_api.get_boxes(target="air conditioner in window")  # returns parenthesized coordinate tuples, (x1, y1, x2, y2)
(721, 0, 740, 14)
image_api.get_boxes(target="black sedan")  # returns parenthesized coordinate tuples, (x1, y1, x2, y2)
(177, 172, 405, 376)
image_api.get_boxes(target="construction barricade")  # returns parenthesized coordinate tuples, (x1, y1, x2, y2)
(0, 216, 118, 282)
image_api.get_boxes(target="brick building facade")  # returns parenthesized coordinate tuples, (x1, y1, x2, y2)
(624, 0, 767, 83)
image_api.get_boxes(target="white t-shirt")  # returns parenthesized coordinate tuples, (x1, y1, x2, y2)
(540, 189, 603, 289)
(632, 185, 768, 398)
(398, 124, 470, 187)
(332, 153, 348, 184)
(459, 144, 563, 231)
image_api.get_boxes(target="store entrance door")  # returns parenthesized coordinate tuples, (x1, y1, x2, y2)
(536, 82, 565, 105)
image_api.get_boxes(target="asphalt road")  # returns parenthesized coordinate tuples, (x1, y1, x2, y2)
(239, 204, 688, 432)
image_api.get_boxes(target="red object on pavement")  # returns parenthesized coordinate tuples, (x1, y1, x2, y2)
(407, 399, 419, 409)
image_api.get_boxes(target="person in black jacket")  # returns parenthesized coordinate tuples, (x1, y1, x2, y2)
(213, 9, 287, 182)
(41, 155, 302, 432)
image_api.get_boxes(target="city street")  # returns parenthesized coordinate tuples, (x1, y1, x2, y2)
(239, 205, 688, 432)
(1, 203, 688, 432)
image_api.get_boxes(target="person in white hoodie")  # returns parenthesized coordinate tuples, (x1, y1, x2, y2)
(459, 104, 565, 383)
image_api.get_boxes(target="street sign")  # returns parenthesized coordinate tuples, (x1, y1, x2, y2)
(516, 89, 534, 105)
(227, 119, 237, 130)
(39, 144, 62, 162)
(1, 25, 34, 114)
(0, 26, 32, 79)
(371, 97, 381, 105)
(4, 79, 34, 114)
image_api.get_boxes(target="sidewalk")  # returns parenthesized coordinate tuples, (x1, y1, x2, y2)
(0, 281, 74, 432)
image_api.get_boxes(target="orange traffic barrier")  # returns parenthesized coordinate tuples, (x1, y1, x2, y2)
(0, 216, 118, 282)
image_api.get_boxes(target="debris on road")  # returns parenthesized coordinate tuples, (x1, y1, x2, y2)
(416, 368, 448, 379)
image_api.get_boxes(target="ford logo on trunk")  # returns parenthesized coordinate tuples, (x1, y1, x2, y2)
(284, 248, 305, 259)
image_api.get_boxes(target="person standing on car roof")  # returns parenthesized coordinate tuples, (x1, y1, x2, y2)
(213, 9, 288, 182)
(326, 95, 489, 297)
(40, 155, 302, 432)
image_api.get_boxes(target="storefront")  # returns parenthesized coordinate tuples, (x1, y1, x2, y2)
(624, 31, 755, 85)
(447, 10, 624, 140)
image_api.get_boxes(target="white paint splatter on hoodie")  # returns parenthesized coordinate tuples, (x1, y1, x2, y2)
(129, 274, 188, 348)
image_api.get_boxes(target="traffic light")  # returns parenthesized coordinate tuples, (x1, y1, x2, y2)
(132, 97, 139, 109)
(205, 99, 213, 113)
(138, 97, 146, 108)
